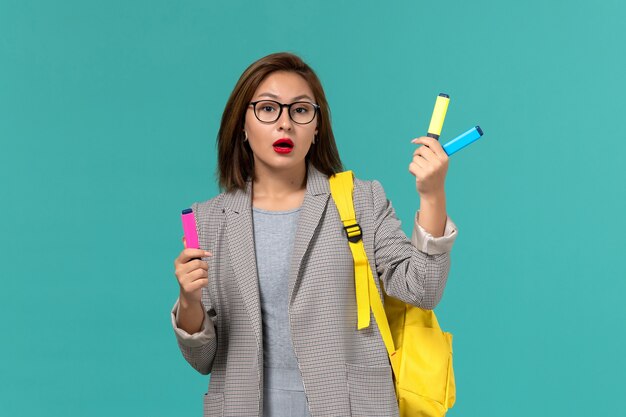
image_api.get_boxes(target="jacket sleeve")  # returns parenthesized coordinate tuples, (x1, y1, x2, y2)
(371, 180, 458, 310)
(170, 297, 217, 375)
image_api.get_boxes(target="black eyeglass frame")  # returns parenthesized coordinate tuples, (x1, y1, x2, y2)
(248, 100, 320, 125)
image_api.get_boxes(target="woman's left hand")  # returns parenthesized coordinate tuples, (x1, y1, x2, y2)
(409, 136, 449, 198)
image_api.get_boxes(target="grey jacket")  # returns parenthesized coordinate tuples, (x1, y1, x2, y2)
(171, 164, 458, 416)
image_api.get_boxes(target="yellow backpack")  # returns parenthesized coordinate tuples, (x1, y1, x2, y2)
(329, 171, 456, 417)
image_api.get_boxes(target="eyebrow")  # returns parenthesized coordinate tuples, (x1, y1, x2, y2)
(257, 92, 315, 102)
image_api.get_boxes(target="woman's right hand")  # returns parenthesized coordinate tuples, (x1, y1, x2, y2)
(174, 237, 212, 304)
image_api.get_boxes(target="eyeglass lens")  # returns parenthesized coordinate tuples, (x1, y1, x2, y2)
(254, 101, 316, 124)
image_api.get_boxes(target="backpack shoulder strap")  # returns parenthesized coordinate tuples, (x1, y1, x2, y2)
(329, 172, 397, 359)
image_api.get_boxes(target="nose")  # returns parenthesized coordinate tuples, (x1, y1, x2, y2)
(277, 106, 293, 131)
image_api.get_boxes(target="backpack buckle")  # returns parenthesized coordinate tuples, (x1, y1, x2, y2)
(344, 223, 362, 243)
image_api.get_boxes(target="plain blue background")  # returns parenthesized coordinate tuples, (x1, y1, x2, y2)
(2, 1, 625, 415)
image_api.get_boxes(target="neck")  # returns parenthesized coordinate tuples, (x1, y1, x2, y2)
(252, 162, 307, 199)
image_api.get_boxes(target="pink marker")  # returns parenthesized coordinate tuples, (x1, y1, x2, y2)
(181, 208, 200, 249)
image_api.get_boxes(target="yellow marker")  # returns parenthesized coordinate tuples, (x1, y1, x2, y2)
(427, 93, 450, 140)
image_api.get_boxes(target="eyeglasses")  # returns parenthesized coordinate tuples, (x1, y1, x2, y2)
(249, 100, 319, 125)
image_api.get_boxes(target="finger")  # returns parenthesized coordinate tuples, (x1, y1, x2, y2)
(182, 236, 187, 248)
(413, 147, 435, 167)
(411, 136, 438, 147)
(181, 266, 208, 281)
(187, 267, 209, 281)
(184, 259, 209, 272)
(419, 144, 437, 162)
(408, 161, 424, 177)
(180, 248, 212, 263)
(412, 136, 448, 160)
(423, 138, 448, 160)
(411, 148, 427, 168)
(178, 265, 208, 285)
(176, 259, 208, 284)
(411, 138, 441, 161)
(186, 278, 209, 293)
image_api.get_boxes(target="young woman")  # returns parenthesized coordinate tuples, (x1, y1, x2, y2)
(171, 52, 458, 417)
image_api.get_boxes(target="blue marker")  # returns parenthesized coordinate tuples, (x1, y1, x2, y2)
(442, 126, 484, 156)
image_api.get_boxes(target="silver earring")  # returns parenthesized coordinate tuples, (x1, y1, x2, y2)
(243, 131, 248, 142)
(313, 134, 317, 144)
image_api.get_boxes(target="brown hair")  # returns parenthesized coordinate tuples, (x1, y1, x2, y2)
(216, 52, 343, 192)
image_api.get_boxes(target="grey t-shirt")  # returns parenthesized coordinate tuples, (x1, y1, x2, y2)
(252, 206, 312, 417)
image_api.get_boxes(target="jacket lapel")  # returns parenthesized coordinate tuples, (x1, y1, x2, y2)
(288, 165, 331, 303)
(223, 181, 263, 351)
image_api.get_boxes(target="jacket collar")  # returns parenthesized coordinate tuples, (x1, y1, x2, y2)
(223, 162, 330, 213)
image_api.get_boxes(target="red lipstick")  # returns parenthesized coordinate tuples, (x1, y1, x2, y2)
(273, 138, 294, 154)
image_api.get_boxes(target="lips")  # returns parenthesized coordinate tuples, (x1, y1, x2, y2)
(273, 138, 294, 154)
(273, 138, 294, 148)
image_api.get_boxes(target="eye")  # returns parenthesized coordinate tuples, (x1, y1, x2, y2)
(293, 103, 313, 114)
(257, 101, 278, 113)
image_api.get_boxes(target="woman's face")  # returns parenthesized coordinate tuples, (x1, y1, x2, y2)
(244, 71, 318, 175)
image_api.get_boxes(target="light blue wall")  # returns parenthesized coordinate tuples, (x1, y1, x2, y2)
(2, 1, 624, 415)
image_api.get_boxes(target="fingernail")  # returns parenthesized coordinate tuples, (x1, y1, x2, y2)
(204, 251, 212, 256)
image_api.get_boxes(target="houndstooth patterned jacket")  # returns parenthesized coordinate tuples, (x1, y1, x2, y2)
(171, 163, 458, 416)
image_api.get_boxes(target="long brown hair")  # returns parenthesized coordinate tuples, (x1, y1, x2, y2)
(216, 52, 343, 192)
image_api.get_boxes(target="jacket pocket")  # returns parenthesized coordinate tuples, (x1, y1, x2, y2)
(203, 392, 224, 417)
(346, 363, 398, 417)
